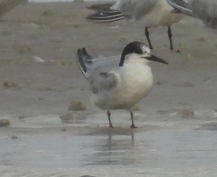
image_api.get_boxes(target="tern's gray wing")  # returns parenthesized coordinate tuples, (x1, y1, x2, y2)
(89, 71, 119, 94)
(88, 56, 120, 94)
(77, 48, 120, 93)
(189, 0, 217, 28)
(167, 0, 217, 28)
(166, 0, 193, 16)
(111, 0, 158, 20)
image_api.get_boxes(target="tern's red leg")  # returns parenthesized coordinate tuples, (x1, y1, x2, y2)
(130, 110, 137, 128)
(107, 110, 113, 128)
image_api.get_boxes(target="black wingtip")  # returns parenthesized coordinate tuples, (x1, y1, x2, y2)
(86, 11, 125, 23)
(77, 48, 87, 75)
(77, 48, 94, 77)
(81, 48, 92, 64)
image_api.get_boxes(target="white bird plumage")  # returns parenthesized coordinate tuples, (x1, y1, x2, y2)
(77, 41, 168, 128)
(86, 0, 183, 50)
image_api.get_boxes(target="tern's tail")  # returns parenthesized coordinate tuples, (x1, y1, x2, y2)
(77, 48, 93, 78)
(86, 3, 125, 23)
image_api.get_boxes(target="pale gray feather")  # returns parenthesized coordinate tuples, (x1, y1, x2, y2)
(189, 0, 217, 28)
(85, 55, 120, 94)
(111, 0, 158, 20)
(90, 72, 118, 94)
(167, 0, 217, 28)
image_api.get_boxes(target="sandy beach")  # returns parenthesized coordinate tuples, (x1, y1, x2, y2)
(1, 1, 217, 176)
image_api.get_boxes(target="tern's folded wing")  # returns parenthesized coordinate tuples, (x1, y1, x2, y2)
(89, 72, 119, 94)
(166, 0, 192, 16)
(167, 0, 217, 28)
(112, 0, 158, 20)
(189, 0, 217, 28)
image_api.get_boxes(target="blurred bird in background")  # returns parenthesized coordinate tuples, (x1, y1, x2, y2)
(86, 0, 184, 50)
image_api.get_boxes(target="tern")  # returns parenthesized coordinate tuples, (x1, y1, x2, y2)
(166, 0, 217, 29)
(77, 41, 168, 128)
(86, 0, 183, 50)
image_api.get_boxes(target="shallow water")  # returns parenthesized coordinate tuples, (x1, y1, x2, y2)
(1, 118, 217, 176)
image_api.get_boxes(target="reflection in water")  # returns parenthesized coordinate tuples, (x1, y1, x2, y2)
(0, 128, 153, 168)
(82, 128, 151, 166)
(1, 127, 217, 170)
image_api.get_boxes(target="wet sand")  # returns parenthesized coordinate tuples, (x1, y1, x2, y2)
(1, 1, 217, 176)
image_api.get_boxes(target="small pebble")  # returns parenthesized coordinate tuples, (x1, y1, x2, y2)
(61, 127, 67, 131)
(60, 112, 74, 121)
(68, 101, 86, 111)
(183, 82, 194, 87)
(19, 45, 32, 54)
(175, 49, 181, 53)
(11, 136, 18, 139)
(196, 37, 205, 42)
(60, 112, 75, 124)
(181, 108, 195, 118)
(3, 81, 20, 88)
(155, 81, 165, 85)
(0, 119, 10, 127)
(41, 10, 54, 17)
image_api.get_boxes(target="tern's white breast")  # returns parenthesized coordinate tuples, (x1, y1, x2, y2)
(142, 0, 183, 27)
(92, 59, 154, 110)
(116, 61, 154, 106)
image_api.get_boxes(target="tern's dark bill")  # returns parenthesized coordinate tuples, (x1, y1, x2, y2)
(144, 55, 168, 64)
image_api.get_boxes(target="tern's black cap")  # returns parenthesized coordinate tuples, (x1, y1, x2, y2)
(119, 41, 146, 66)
